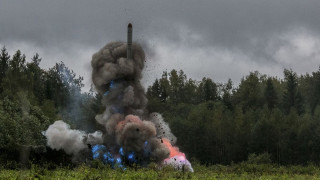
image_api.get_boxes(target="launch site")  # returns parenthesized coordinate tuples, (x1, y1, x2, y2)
(1, 0, 320, 179)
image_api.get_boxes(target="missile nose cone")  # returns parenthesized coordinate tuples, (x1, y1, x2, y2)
(127, 23, 133, 59)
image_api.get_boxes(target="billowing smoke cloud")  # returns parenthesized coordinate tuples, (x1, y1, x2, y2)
(44, 41, 193, 171)
(149, 113, 177, 145)
(92, 42, 147, 120)
(91, 42, 170, 163)
(43, 120, 102, 155)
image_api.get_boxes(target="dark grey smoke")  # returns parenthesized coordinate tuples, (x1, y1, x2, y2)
(92, 42, 148, 122)
(91, 42, 170, 162)
(44, 41, 192, 171)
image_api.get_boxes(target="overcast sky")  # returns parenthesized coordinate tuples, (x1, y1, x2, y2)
(1, 0, 320, 91)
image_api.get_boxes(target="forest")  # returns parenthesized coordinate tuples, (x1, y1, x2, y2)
(1, 46, 320, 168)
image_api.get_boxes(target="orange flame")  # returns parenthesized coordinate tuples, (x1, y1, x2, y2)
(116, 115, 142, 132)
(162, 138, 185, 158)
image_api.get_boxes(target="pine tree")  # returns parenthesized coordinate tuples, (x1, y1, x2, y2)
(27, 53, 45, 104)
(234, 71, 262, 111)
(265, 78, 278, 109)
(282, 69, 304, 114)
(159, 71, 169, 103)
(149, 79, 161, 99)
(198, 77, 217, 102)
(310, 67, 320, 113)
(222, 79, 233, 110)
(2, 50, 29, 95)
(184, 78, 198, 104)
(169, 69, 179, 103)
(0, 46, 10, 93)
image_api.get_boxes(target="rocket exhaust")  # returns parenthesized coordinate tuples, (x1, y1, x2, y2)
(127, 23, 133, 59)
(44, 23, 194, 172)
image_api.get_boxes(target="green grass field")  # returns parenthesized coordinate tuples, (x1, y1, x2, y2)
(1, 163, 320, 180)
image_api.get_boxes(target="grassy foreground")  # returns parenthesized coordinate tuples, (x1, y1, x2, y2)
(1, 163, 320, 179)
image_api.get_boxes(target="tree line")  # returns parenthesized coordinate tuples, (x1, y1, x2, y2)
(0, 47, 102, 168)
(147, 68, 320, 165)
(1, 46, 320, 167)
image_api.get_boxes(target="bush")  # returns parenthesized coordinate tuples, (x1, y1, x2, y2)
(246, 153, 272, 164)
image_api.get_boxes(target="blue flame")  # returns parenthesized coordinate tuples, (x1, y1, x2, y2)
(92, 146, 99, 153)
(104, 80, 115, 96)
(103, 91, 109, 96)
(92, 145, 107, 160)
(143, 141, 151, 157)
(116, 157, 125, 169)
(93, 152, 100, 159)
(103, 152, 115, 164)
(119, 147, 124, 156)
(92, 144, 126, 169)
(92, 142, 152, 169)
(127, 152, 136, 163)
(128, 153, 134, 159)
(116, 157, 122, 163)
(109, 80, 115, 89)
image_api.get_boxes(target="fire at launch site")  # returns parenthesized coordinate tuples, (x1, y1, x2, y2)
(43, 23, 194, 172)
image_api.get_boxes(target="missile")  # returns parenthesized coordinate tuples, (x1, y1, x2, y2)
(127, 23, 133, 60)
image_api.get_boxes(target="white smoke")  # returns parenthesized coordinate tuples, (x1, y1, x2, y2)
(163, 155, 194, 172)
(149, 112, 177, 145)
(43, 120, 102, 155)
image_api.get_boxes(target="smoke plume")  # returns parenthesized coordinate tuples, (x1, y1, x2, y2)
(43, 120, 102, 155)
(44, 41, 193, 172)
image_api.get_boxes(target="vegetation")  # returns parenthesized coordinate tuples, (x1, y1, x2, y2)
(0, 47, 102, 168)
(1, 46, 320, 177)
(2, 162, 320, 179)
(146, 68, 320, 165)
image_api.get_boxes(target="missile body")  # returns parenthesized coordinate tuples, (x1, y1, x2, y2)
(127, 23, 133, 59)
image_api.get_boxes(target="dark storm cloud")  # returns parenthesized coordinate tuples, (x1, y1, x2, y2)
(2, 0, 319, 46)
(1, 0, 320, 89)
